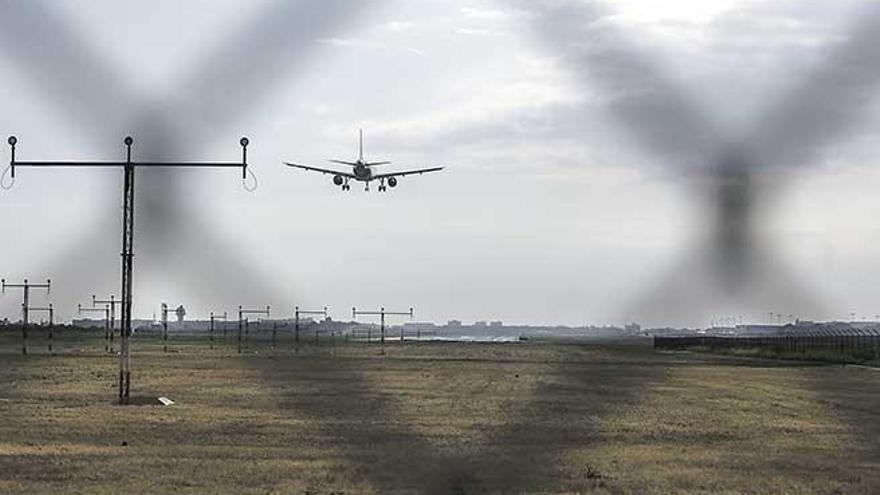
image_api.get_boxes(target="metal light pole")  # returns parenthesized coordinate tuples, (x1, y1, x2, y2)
(209, 312, 228, 350)
(79, 303, 110, 353)
(294, 306, 328, 353)
(238, 306, 270, 354)
(28, 303, 54, 353)
(9, 135, 249, 404)
(160, 303, 183, 353)
(352, 307, 413, 354)
(93, 294, 121, 352)
(2, 278, 51, 355)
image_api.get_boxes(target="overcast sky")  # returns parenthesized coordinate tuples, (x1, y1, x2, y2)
(1, 0, 880, 328)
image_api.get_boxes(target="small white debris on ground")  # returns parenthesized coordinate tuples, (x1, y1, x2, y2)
(157, 397, 175, 406)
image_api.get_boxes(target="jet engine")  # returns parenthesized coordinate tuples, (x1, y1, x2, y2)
(333, 175, 344, 186)
(388, 177, 398, 188)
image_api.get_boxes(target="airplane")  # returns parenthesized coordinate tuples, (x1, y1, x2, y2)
(284, 129, 444, 191)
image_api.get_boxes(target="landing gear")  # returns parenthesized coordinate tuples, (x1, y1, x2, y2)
(378, 179, 387, 192)
(341, 178, 351, 191)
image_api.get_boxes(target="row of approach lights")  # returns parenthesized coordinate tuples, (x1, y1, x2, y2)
(2, 293, 415, 354)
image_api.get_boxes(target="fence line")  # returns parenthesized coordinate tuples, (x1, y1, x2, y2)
(655, 334, 880, 363)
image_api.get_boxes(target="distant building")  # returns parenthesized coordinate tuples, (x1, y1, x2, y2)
(447, 320, 462, 327)
(315, 318, 350, 333)
(71, 318, 106, 329)
(474, 321, 487, 327)
(490, 321, 503, 327)
(133, 319, 159, 332)
(733, 325, 781, 336)
(403, 322, 436, 331)
(175, 305, 186, 323)
(625, 323, 641, 334)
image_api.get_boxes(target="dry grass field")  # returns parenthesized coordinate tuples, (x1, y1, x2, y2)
(0, 332, 878, 494)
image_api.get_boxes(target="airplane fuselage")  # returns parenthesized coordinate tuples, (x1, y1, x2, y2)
(353, 162, 372, 181)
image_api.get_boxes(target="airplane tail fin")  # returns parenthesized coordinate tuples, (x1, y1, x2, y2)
(359, 129, 391, 166)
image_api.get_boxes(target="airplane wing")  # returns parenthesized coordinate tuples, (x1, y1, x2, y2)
(373, 167, 444, 180)
(284, 162, 356, 178)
